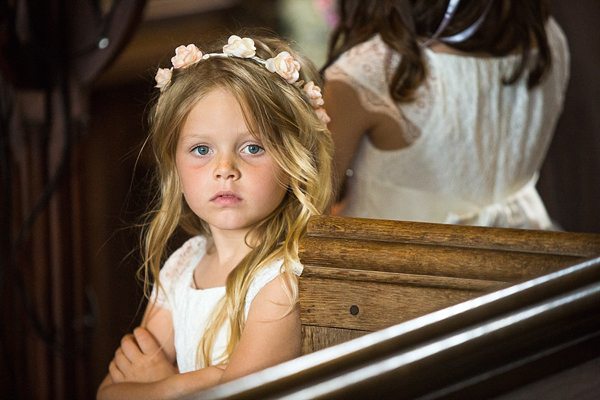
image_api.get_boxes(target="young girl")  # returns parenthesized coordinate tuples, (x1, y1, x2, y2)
(97, 33, 333, 399)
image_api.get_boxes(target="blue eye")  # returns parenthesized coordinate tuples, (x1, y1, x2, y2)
(193, 145, 210, 156)
(243, 144, 263, 155)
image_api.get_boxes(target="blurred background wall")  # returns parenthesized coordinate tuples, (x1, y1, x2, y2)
(1, 1, 598, 399)
(537, 0, 600, 234)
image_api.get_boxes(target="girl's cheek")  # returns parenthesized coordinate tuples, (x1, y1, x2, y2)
(186, 155, 213, 168)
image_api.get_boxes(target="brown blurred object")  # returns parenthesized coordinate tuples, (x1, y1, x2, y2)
(1, 1, 146, 399)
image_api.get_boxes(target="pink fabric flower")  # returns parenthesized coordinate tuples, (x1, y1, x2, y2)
(303, 81, 325, 108)
(302, 81, 329, 123)
(171, 44, 203, 69)
(315, 107, 331, 124)
(154, 68, 172, 91)
(265, 51, 301, 83)
(222, 35, 256, 58)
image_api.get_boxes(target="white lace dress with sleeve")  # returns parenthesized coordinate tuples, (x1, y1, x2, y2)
(150, 236, 298, 373)
(325, 18, 570, 229)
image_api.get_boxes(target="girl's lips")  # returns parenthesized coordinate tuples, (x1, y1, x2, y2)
(211, 191, 242, 205)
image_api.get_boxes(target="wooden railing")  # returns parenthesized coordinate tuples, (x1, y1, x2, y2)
(184, 216, 600, 399)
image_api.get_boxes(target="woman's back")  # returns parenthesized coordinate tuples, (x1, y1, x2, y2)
(326, 18, 569, 227)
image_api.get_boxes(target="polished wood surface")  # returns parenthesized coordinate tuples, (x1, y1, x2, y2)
(304, 216, 600, 254)
(299, 216, 600, 353)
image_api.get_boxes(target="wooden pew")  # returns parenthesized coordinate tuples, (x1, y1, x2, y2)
(298, 216, 600, 354)
(188, 255, 600, 399)
(184, 217, 600, 399)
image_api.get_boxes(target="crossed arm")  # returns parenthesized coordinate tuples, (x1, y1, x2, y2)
(96, 275, 301, 399)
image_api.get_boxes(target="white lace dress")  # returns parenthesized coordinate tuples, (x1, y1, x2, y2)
(325, 18, 570, 229)
(150, 236, 299, 373)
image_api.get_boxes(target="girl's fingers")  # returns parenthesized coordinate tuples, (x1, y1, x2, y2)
(108, 360, 125, 382)
(114, 347, 132, 372)
(114, 347, 125, 362)
(133, 327, 160, 355)
(120, 333, 142, 360)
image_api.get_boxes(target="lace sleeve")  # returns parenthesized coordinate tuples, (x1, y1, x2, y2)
(149, 236, 205, 310)
(325, 35, 421, 143)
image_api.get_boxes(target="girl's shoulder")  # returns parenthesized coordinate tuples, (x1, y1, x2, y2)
(165, 236, 206, 269)
(243, 258, 301, 318)
(151, 236, 206, 309)
(159, 236, 206, 283)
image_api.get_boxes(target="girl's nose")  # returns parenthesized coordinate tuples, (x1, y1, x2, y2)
(213, 155, 240, 180)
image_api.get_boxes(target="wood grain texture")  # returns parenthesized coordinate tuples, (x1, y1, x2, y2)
(301, 266, 509, 291)
(298, 216, 600, 355)
(305, 216, 600, 256)
(300, 277, 482, 332)
(300, 237, 579, 281)
(301, 325, 367, 354)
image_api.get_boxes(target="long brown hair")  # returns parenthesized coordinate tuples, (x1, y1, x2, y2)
(324, 0, 553, 102)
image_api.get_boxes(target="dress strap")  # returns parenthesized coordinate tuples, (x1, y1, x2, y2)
(422, 0, 493, 47)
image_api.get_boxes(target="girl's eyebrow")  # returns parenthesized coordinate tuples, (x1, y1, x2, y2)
(179, 130, 257, 143)
(239, 132, 259, 140)
(179, 131, 205, 141)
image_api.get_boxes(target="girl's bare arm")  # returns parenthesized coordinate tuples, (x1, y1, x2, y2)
(97, 303, 179, 398)
(97, 274, 300, 399)
(219, 274, 301, 383)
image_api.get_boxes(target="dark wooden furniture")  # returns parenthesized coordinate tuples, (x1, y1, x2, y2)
(182, 216, 600, 399)
(298, 216, 600, 353)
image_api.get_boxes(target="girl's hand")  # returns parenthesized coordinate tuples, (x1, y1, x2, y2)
(109, 327, 178, 383)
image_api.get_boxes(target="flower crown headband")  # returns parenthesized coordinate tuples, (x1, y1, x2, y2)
(154, 35, 330, 123)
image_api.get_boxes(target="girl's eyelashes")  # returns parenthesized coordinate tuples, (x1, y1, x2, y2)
(192, 145, 211, 156)
(189, 143, 264, 156)
(241, 144, 264, 155)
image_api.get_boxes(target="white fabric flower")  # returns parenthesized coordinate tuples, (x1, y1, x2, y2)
(171, 44, 203, 69)
(155, 68, 172, 91)
(303, 81, 325, 108)
(265, 51, 301, 83)
(222, 35, 256, 58)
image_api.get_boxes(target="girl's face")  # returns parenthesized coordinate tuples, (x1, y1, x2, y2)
(176, 88, 287, 238)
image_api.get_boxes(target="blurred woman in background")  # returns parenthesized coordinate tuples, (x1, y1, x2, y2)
(323, 0, 569, 229)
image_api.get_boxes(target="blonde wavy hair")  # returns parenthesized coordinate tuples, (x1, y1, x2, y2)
(139, 33, 333, 368)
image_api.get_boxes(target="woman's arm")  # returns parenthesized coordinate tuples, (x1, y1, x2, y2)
(323, 79, 374, 197)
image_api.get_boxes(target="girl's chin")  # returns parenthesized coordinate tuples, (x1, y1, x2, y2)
(205, 219, 257, 234)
